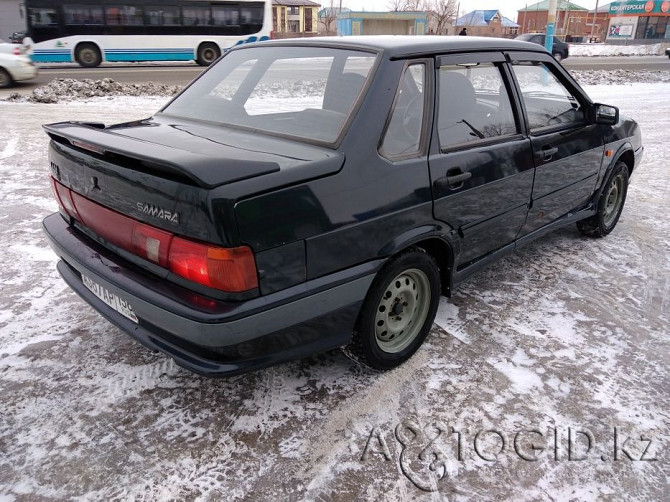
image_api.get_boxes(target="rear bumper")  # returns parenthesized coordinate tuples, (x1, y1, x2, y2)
(9, 64, 38, 82)
(43, 213, 377, 376)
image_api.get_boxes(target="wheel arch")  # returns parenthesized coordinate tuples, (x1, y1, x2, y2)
(377, 226, 457, 297)
(594, 143, 634, 204)
(616, 148, 635, 178)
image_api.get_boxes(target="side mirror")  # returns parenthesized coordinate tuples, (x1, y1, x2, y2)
(595, 103, 619, 125)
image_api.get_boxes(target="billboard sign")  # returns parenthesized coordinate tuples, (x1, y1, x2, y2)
(609, 1, 670, 14)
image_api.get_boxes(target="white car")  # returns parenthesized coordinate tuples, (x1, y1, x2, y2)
(0, 37, 31, 56)
(0, 53, 38, 88)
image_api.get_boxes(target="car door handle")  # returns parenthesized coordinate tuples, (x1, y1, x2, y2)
(434, 169, 472, 191)
(539, 145, 559, 161)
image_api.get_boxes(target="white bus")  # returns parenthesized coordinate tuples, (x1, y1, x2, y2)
(24, 0, 272, 67)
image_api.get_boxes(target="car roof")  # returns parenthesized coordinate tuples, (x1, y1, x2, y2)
(258, 35, 547, 58)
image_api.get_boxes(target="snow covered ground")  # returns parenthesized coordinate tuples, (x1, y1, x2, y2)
(570, 42, 669, 57)
(0, 79, 668, 500)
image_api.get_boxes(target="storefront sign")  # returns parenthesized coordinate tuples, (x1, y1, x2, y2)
(609, 1, 670, 14)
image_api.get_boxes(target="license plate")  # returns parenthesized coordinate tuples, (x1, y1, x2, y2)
(82, 274, 138, 323)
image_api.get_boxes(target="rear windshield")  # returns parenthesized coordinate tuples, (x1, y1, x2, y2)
(162, 46, 377, 144)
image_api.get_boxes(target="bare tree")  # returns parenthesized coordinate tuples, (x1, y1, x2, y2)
(424, 0, 458, 34)
(319, 0, 338, 35)
(388, 0, 423, 11)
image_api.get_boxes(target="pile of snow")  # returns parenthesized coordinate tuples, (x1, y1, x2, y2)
(573, 69, 670, 85)
(570, 42, 669, 57)
(4, 69, 670, 105)
(3, 77, 181, 104)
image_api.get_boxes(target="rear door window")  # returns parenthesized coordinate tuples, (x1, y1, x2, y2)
(437, 62, 519, 150)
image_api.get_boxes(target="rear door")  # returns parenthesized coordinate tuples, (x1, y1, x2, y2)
(508, 52, 603, 236)
(429, 52, 534, 270)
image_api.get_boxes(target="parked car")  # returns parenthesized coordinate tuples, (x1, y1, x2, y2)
(43, 36, 642, 376)
(0, 52, 38, 88)
(515, 33, 570, 60)
(0, 38, 27, 56)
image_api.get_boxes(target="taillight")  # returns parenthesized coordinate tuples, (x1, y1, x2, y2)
(51, 178, 81, 221)
(132, 223, 172, 268)
(168, 238, 258, 292)
(13, 47, 21, 56)
(49, 177, 258, 292)
(72, 191, 134, 251)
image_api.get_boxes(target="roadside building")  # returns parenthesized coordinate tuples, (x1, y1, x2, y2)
(454, 10, 520, 37)
(337, 11, 428, 36)
(517, 0, 592, 41)
(272, 0, 320, 38)
(585, 2, 613, 41)
(606, 1, 670, 42)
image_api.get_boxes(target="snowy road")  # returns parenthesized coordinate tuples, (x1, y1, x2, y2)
(0, 83, 668, 500)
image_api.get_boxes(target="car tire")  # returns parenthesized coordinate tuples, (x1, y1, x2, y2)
(343, 248, 440, 371)
(75, 43, 102, 68)
(196, 43, 221, 66)
(553, 52, 563, 61)
(0, 68, 12, 89)
(577, 161, 629, 237)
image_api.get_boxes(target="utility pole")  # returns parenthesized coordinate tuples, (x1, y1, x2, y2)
(545, 0, 558, 53)
(590, 0, 600, 40)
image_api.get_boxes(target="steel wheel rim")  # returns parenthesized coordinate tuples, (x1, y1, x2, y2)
(374, 268, 431, 353)
(80, 49, 96, 65)
(202, 48, 217, 63)
(603, 173, 625, 227)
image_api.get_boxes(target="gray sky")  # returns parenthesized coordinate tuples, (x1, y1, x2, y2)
(338, 1, 601, 21)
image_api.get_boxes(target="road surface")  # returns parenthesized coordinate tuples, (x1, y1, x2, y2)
(0, 56, 667, 98)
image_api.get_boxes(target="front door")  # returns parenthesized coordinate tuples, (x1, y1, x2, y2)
(508, 52, 604, 236)
(429, 53, 535, 270)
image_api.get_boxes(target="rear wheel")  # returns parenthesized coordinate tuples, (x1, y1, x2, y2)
(0, 68, 12, 88)
(196, 43, 221, 66)
(577, 161, 629, 237)
(343, 248, 440, 370)
(75, 43, 102, 68)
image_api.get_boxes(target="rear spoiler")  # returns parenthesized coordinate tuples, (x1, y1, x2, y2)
(43, 121, 280, 189)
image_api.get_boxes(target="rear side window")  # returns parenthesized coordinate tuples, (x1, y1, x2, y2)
(437, 63, 518, 150)
(380, 63, 426, 158)
(511, 62, 584, 131)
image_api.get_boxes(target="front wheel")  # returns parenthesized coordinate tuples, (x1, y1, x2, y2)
(75, 43, 102, 68)
(577, 161, 629, 237)
(0, 68, 12, 89)
(196, 43, 221, 66)
(343, 248, 440, 370)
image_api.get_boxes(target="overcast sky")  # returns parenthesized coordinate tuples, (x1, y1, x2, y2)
(337, 1, 601, 21)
